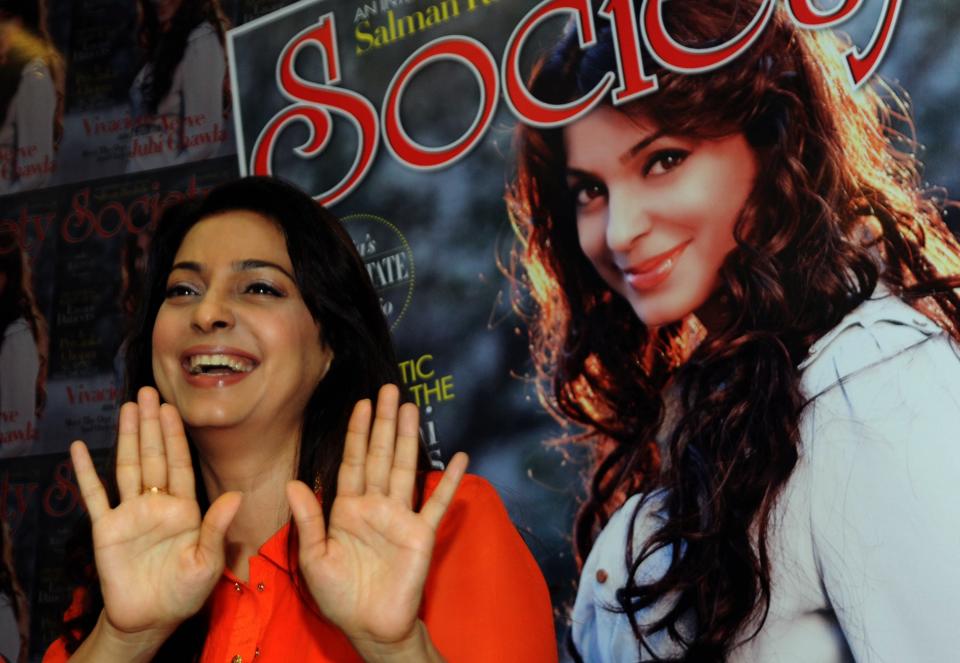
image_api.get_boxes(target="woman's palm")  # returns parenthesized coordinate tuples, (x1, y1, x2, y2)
(91, 493, 210, 633)
(287, 386, 467, 648)
(302, 492, 438, 641)
(72, 388, 241, 639)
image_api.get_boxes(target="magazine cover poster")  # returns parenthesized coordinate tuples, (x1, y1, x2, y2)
(0, 0, 956, 659)
(226, 0, 960, 651)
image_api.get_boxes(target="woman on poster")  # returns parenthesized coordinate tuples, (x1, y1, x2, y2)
(0, 227, 47, 458)
(0, 0, 64, 193)
(0, 519, 29, 663)
(45, 177, 557, 662)
(127, 0, 230, 173)
(509, 0, 960, 660)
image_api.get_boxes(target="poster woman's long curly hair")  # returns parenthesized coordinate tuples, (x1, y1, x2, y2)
(508, 0, 960, 658)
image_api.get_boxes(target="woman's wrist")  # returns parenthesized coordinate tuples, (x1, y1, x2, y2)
(351, 620, 446, 663)
(70, 611, 171, 663)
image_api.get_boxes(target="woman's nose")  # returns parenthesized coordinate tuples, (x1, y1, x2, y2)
(190, 290, 235, 332)
(605, 189, 652, 252)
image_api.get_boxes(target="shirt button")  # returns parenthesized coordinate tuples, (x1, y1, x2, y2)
(596, 568, 608, 583)
(234, 582, 242, 593)
(257, 582, 265, 592)
(231, 656, 242, 663)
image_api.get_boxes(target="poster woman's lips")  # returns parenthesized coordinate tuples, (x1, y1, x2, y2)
(623, 242, 689, 291)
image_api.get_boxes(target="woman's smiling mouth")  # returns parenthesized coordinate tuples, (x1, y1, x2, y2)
(187, 354, 256, 375)
(622, 242, 689, 292)
(180, 347, 260, 386)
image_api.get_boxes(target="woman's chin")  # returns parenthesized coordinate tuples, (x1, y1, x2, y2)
(628, 281, 717, 329)
(179, 407, 248, 433)
(632, 298, 694, 329)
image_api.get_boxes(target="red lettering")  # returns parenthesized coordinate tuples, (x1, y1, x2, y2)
(44, 460, 81, 518)
(599, 0, 657, 102)
(786, 0, 862, 27)
(62, 189, 96, 243)
(846, 0, 900, 89)
(96, 201, 127, 239)
(383, 37, 498, 170)
(250, 13, 379, 206)
(502, 0, 614, 127)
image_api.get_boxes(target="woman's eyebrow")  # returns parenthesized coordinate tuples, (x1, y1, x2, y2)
(234, 259, 295, 281)
(619, 129, 667, 165)
(170, 261, 202, 273)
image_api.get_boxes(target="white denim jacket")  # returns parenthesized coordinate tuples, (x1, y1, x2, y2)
(571, 290, 960, 662)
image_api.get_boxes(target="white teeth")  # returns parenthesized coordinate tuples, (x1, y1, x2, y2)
(654, 258, 674, 275)
(188, 353, 255, 374)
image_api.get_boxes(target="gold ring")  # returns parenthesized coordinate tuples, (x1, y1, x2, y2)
(145, 486, 168, 495)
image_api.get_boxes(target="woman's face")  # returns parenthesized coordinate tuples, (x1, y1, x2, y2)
(564, 106, 757, 327)
(150, 0, 183, 29)
(151, 211, 331, 436)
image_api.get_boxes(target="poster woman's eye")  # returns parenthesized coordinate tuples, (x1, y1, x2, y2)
(569, 180, 607, 209)
(644, 149, 689, 176)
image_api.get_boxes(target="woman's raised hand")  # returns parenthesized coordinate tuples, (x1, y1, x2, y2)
(71, 387, 242, 647)
(286, 384, 468, 661)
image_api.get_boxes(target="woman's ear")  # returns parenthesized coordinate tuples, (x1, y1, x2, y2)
(319, 348, 334, 381)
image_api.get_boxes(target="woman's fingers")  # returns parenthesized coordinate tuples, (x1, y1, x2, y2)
(196, 491, 242, 568)
(388, 402, 421, 507)
(115, 402, 141, 502)
(160, 404, 196, 500)
(338, 399, 372, 497)
(71, 440, 110, 522)
(419, 452, 469, 530)
(137, 387, 167, 492)
(365, 384, 400, 495)
(287, 480, 327, 556)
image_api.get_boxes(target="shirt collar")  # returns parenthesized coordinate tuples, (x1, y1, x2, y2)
(797, 283, 937, 371)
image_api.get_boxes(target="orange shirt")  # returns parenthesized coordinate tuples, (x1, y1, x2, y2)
(44, 473, 558, 662)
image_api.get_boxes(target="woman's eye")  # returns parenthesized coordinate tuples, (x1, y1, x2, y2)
(645, 149, 689, 176)
(164, 284, 198, 298)
(245, 282, 283, 297)
(571, 181, 607, 208)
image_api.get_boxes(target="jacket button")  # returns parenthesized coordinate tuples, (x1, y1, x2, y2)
(257, 582, 265, 592)
(596, 569, 608, 583)
(234, 582, 242, 593)
(231, 656, 242, 663)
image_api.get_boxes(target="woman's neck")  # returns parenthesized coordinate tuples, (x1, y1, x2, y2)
(192, 427, 300, 581)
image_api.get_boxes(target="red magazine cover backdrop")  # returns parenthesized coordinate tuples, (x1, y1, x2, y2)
(0, 0, 956, 659)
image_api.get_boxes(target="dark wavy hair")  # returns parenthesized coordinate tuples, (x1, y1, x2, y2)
(135, 0, 229, 114)
(508, 0, 960, 659)
(0, 227, 47, 417)
(63, 176, 427, 660)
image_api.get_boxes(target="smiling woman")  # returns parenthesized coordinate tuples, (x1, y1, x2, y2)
(43, 177, 557, 663)
(509, 0, 960, 660)
(151, 211, 331, 440)
(564, 107, 757, 328)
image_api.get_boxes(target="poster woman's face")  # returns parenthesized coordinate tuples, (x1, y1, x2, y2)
(150, 0, 184, 29)
(151, 211, 331, 436)
(564, 106, 757, 327)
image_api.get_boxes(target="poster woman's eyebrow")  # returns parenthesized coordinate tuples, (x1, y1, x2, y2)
(619, 129, 667, 165)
